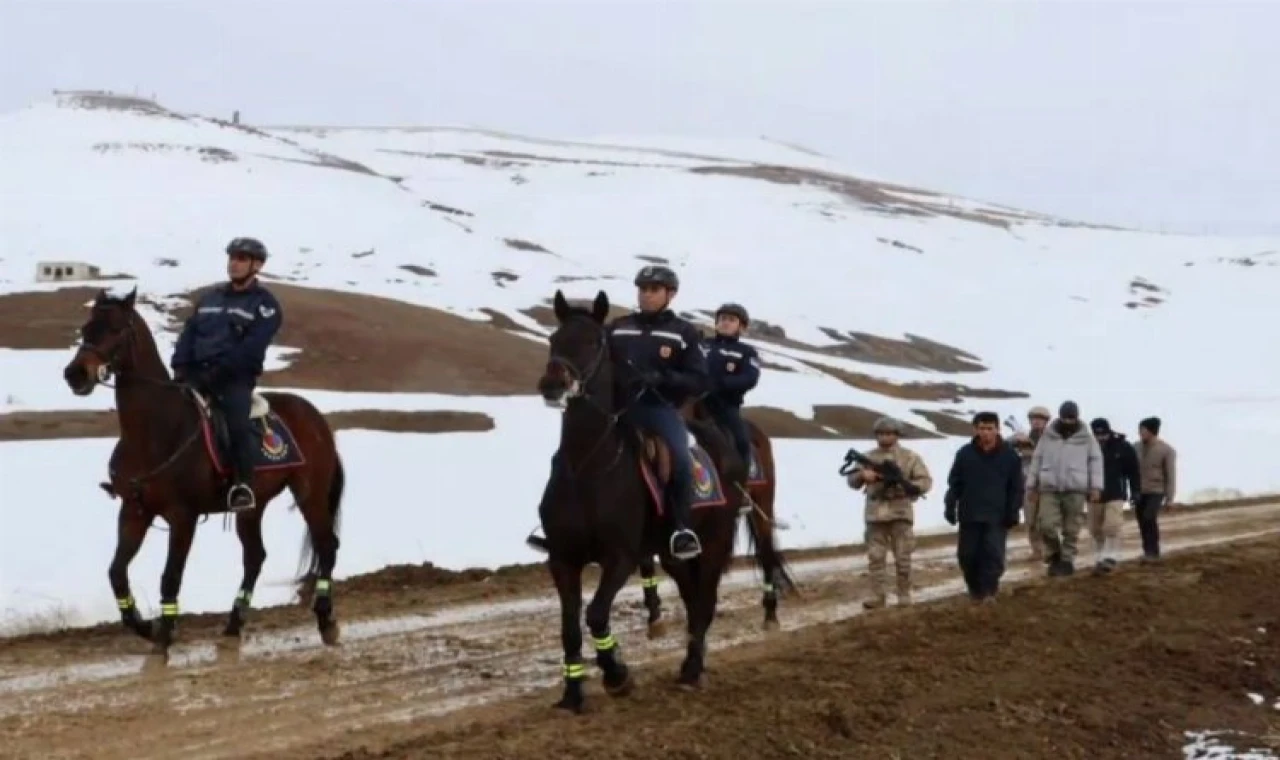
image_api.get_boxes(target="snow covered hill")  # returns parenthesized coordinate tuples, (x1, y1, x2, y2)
(2, 90, 1277, 631)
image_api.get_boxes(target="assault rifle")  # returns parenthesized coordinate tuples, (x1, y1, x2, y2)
(838, 449, 924, 499)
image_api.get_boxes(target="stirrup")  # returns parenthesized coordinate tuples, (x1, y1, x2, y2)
(670, 529, 701, 560)
(227, 483, 256, 513)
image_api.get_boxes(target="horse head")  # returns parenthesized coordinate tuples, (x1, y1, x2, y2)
(64, 286, 144, 395)
(538, 289, 612, 408)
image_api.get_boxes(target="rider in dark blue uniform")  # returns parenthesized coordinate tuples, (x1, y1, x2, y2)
(608, 265, 709, 560)
(170, 237, 283, 512)
(704, 303, 760, 474)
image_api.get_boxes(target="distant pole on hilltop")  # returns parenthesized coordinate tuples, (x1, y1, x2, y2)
(233, 110, 240, 125)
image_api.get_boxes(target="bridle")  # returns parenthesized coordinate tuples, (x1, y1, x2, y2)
(544, 317, 631, 475)
(75, 309, 204, 518)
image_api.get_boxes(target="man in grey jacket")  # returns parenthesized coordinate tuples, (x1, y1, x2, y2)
(1026, 401, 1103, 577)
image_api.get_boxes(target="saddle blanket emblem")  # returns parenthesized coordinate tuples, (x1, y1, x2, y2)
(260, 421, 290, 461)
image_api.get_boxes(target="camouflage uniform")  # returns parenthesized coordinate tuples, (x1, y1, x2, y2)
(847, 434, 933, 608)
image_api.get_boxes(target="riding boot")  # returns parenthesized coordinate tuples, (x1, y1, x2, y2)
(668, 489, 702, 560)
(227, 432, 256, 513)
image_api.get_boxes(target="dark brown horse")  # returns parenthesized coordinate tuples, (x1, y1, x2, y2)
(638, 402, 795, 633)
(536, 289, 748, 712)
(62, 287, 346, 657)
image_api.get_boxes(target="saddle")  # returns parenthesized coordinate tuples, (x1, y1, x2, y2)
(191, 389, 272, 458)
(637, 431, 674, 485)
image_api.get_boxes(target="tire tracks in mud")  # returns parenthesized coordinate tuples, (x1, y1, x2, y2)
(2, 502, 1279, 760)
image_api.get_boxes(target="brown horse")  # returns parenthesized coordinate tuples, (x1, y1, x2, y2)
(62, 287, 346, 656)
(536, 290, 749, 712)
(638, 402, 795, 632)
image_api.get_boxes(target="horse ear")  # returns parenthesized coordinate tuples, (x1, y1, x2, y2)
(94, 288, 107, 305)
(591, 290, 609, 323)
(552, 290, 571, 322)
(122, 286, 137, 309)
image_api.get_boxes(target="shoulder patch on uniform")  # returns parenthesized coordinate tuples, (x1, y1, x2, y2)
(258, 304, 277, 318)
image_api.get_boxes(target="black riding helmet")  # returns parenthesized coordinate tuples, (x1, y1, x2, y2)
(715, 302, 750, 328)
(226, 237, 268, 262)
(634, 265, 679, 291)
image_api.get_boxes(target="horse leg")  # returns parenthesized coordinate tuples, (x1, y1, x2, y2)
(223, 513, 267, 638)
(679, 521, 734, 688)
(585, 555, 638, 697)
(748, 503, 781, 630)
(638, 554, 665, 638)
(548, 556, 587, 713)
(107, 504, 154, 641)
(151, 510, 198, 656)
(294, 460, 344, 646)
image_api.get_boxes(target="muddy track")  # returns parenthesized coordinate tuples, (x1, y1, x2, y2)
(2, 500, 1278, 759)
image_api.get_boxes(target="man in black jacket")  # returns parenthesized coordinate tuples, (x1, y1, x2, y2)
(1089, 418, 1141, 574)
(944, 411, 1025, 602)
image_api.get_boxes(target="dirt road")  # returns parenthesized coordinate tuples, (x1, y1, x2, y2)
(2, 501, 1279, 760)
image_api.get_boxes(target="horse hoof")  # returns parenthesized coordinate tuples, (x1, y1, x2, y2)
(604, 671, 634, 698)
(647, 619, 668, 640)
(762, 618, 781, 633)
(320, 621, 341, 646)
(553, 698, 585, 714)
(676, 675, 704, 691)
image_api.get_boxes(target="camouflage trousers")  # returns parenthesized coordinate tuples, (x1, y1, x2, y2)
(1038, 491, 1087, 564)
(1024, 489, 1044, 557)
(866, 519, 915, 601)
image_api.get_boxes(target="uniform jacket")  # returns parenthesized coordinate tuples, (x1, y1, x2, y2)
(705, 334, 760, 407)
(847, 444, 933, 523)
(608, 310, 708, 408)
(1027, 420, 1103, 493)
(171, 281, 283, 382)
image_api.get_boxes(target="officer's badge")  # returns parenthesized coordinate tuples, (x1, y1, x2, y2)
(659, 345, 672, 358)
(726, 361, 737, 372)
(258, 304, 277, 318)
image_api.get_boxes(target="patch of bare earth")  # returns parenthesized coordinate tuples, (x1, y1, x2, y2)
(164, 284, 546, 394)
(335, 533, 1280, 760)
(806, 360, 1027, 402)
(0, 409, 494, 441)
(0, 287, 101, 349)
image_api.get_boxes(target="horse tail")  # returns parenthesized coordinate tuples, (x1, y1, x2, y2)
(296, 452, 346, 583)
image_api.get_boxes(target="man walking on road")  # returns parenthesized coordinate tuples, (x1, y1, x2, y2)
(1027, 401, 1102, 577)
(1089, 418, 1141, 575)
(1010, 406, 1052, 560)
(944, 412, 1024, 602)
(1134, 416, 1177, 563)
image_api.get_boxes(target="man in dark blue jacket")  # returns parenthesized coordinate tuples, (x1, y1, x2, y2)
(704, 302, 760, 473)
(944, 411, 1025, 602)
(608, 265, 709, 559)
(171, 237, 283, 512)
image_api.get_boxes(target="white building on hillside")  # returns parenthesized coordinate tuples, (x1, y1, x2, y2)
(35, 261, 101, 283)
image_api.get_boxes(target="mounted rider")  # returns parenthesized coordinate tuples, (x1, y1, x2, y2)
(170, 237, 283, 513)
(609, 265, 710, 560)
(703, 302, 760, 476)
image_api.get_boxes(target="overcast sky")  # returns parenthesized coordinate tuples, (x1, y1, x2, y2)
(2, 0, 1276, 235)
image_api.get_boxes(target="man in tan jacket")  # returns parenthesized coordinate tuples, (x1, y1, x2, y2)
(847, 417, 933, 609)
(1009, 405, 1052, 559)
(1134, 416, 1177, 562)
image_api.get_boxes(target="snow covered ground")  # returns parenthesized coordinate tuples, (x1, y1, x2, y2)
(2, 91, 1279, 632)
